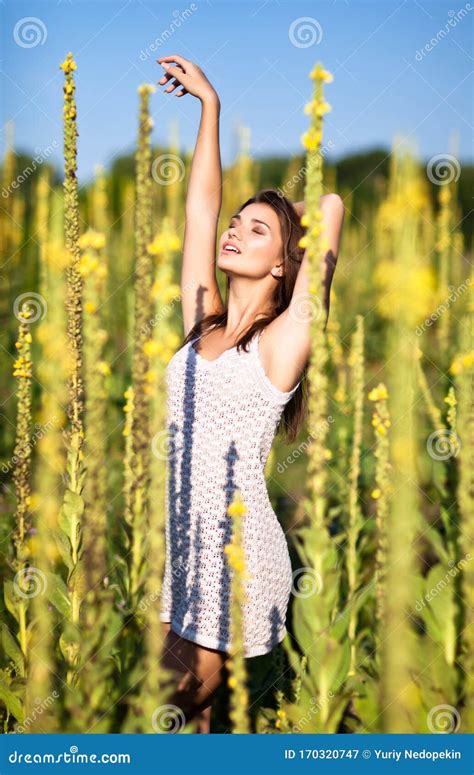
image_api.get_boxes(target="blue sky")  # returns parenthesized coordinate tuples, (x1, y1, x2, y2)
(1, 0, 472, 183)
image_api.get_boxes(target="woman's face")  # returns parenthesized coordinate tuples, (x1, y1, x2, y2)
(217, 202, 284, 279)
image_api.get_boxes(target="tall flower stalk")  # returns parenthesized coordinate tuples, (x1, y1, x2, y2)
(10, 306, 34, 673)
(284, 64, 350, 734)
(125, 84, 155, 611)
(58, 53, 87, 682)
(224, 490, 250, 734)
(367, 383, 391, 645)
(347, 315, 364, 674)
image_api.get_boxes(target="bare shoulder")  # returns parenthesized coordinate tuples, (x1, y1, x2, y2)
(321, 191, 345, 212)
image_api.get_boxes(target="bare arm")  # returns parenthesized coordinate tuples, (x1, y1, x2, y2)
(260, 193, 345, 391)
(157, 55, 225, 336)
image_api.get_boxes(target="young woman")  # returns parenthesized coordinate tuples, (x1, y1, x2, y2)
(156, 54, 345, 733)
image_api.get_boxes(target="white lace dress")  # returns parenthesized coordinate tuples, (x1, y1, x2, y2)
(160, 327, 300, 657)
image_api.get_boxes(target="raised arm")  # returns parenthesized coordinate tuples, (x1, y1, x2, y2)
(260, 193, 345, 391)
(157, 55, 225, 336)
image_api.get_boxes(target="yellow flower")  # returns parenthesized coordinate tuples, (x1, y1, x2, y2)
(323, 449, 332, 460)
(84, 301, 97, 314)
(371, 488, 381, 499)
(227, 500, 247, 517)
(79, 230, 106, 251)
(315, 101, 331, 117)
(228, 676, 237, 689)
(97, 361, 110, 376)
(298, 235, 308, 249)
(59, 54, 77, 73)
(310, 63, 334, 83)
(143, 339, 160, 357)
(443, 392, 457, 408)
(368, 383, 388, 402)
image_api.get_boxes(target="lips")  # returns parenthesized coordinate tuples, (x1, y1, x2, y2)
(222, 241, 241, 254)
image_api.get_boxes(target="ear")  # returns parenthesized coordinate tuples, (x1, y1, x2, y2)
(271, 261, 285, 280)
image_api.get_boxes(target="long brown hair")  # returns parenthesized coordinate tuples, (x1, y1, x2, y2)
(182, 188, 309, 443)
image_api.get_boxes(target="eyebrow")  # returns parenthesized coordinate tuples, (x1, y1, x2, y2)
(230, 214, 271, 230)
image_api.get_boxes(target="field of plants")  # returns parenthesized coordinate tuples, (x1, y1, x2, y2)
(0, 53, 472, 735)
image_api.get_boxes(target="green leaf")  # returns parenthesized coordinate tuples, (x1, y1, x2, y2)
(0, 675, 24, 723)
(0, 623, 24, 670)
(4, 580, 19, 623)
(50, 529, 73, 571)
(59, 489, 85, 540)
(45, 571, 71, 618)
(68, 561, 87, 602)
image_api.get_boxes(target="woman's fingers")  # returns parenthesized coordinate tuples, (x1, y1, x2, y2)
(158, 62, 184, 86)
(165, 78, 181, 93)
(176, 88, 188, 97)
(157, 54, 191, 71)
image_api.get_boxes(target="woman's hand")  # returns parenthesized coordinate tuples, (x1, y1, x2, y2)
(157, 54, 219, 104)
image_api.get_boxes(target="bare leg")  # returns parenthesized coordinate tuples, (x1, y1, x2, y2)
(160, 622, 228, 732)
